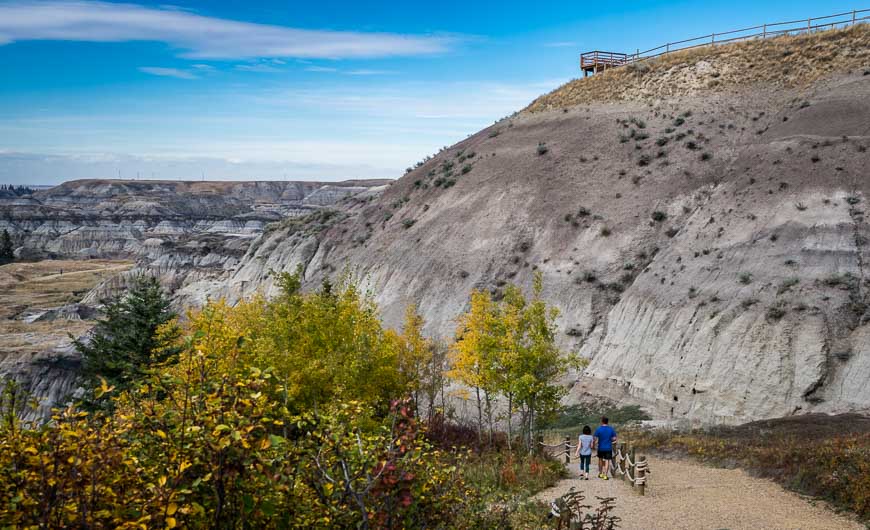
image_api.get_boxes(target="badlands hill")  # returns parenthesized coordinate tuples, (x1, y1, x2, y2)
(214, 26, 870, 424)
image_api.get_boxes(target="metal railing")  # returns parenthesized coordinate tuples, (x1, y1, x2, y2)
(583, 8, 870, 70)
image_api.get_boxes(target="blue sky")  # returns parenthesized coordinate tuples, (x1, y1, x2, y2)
(0, 0, 858, 184)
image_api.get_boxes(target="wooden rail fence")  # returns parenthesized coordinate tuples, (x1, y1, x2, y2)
(581, 8, 870, 74)
(538, 435, 650, 496)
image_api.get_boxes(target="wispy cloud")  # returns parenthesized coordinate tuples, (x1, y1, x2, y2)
(234, 63, 282, 73)
(345, 69, 395, 76)
(138, 66, 198, 79)
(305, 66, 339, 73)
(544, 41, 578, 48)
(0, 1, 459, 59)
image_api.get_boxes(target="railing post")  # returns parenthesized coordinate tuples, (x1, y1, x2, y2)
(638, 455, 647, 496)
(564, 436, 570, 464)
(762, 23, 766, 38)
(666, 42, 670, 52)
(711, 32, 715, 45)
(629, 447, 636, 488)
(619, 442, 626, 482)
(808, 18, 811, 32)
(853, 10, 857, 25)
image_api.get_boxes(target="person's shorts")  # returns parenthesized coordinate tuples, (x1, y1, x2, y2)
(597, 449, 613, 460)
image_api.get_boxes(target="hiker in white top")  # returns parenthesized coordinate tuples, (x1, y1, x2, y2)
(574, 425, 594, 480)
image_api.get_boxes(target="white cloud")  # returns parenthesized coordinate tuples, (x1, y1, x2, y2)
(305, 66, 339, 73)
(344, 69, 395, 76)
(0, 150, 396, 185)
(0, 1, 458, 59)
(234, 63, 282, 73)
(544, 41, 578, 48)
(138, 66, 198, 79)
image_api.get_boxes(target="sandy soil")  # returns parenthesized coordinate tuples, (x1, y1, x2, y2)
(535, 455, 863, 530)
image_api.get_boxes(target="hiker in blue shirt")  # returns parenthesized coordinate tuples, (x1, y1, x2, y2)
(593, 416, 617, 480)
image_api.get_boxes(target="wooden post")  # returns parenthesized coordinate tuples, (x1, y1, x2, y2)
(564, 436, 570, 464)
(711, 32, 715, 45)
(762, 24, 766, 38)
(537, 434, 544, 455)
(629, 447, 636, 488)
(853, 10, 857, 25)
(619, 443, 626, 482)
(638, 455, 647, 496)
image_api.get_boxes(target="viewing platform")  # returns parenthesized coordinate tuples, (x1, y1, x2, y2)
(580, 51, 628, 76)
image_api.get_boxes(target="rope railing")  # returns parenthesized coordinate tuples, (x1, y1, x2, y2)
(538, 436, 651, 495)
(581, 7, 870, 72)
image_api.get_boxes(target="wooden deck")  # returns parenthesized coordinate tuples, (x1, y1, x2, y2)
(580, 51, 628, 76)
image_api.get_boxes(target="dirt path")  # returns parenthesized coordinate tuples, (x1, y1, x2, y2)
(535, 455, 862, 530)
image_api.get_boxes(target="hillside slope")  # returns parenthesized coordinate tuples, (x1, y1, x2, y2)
(217, 26, 870, 424)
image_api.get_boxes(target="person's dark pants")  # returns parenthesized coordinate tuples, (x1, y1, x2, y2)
(578, 454, 591, 473)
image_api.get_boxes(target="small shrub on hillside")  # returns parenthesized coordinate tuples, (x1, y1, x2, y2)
(402, 219, 417, 229)
(685, 141, 699, 150)
(672, 117, 685, 127)
(461, 164, 472, 174)
(766, 304, 787, 321)
(741, 298, 759, 309)
(656, 137, 670, 146)
(738, 272, 753, 285)
(846, 195, 861, 205)
(795, 202, 808, 211)
(700, 152, 712, 161)
(777, 277, 800, 295)
(651, 210, 667, 222)
(537, 142, 549, 156)
(599, 226, 612, 237)
(576, 206, 590, 217)
(637, 155, 651, 167)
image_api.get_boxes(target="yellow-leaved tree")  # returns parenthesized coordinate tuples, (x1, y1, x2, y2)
(449, 272, 566, 451)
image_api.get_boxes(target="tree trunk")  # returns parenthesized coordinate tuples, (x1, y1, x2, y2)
(475, 385, 483, 445)
(484, 389, 494, 446)
(506, 392, 513, 453)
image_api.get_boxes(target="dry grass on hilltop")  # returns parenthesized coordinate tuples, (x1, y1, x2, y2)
(526, 24, 870, 111)
(0, 259, 132, 354)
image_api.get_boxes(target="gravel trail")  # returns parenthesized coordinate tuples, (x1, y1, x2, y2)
(534, 455, 862, 530)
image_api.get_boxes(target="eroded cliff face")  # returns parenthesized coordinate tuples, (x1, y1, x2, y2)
(216, 56, 870, 424)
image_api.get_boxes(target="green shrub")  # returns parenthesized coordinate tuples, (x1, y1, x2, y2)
(651, 210, 667, 222)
